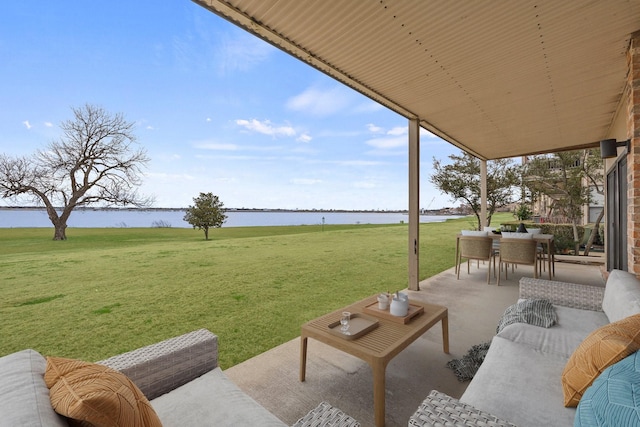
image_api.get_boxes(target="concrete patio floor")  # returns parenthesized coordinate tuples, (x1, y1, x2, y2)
(224, 254, 607, 427)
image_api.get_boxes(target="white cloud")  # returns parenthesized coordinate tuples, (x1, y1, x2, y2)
(22, 120, 32, 129)
(235, 119, 296, 138)
(366, 136, 406, 149)
(297, 133, 312, 143)
(387, 126, 406, 136)
(365, 124, 443, 141)
(420, 129, 440, 139)
(206, 117, 212, 122)
(367, 123, 384, 133)
(44, 122, 53, 128)
(286, 86, 352, 116)
(366, 124, 407, 137)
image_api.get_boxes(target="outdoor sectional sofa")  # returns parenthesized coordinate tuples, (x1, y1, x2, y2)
(2, 328, 360, 426)
(409, 269, 640, 426)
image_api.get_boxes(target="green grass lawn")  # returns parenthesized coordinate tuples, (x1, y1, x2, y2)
(0, 213, 510, 368)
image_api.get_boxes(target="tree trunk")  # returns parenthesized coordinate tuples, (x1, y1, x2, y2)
(583, 209, 604, 256)
(204, 227, 209, 240)
(571, 219, 580, 256)
(45, 205, 68, 240)
(474, 212, 482, 231)
(53, 222, 67, 240)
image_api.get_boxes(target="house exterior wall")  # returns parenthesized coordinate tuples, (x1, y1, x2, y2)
(627, 31, 640, 275)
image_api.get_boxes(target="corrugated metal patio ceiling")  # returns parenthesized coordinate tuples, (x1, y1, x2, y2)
(193, 0, 640, 160)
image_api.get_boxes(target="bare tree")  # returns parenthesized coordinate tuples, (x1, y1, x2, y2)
(0, 104, 152, 240)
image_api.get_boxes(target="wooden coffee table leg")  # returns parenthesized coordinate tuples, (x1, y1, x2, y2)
(371, 359, 387, 427)
(442, 314, 449, 354)
(300, 335, 308, 382)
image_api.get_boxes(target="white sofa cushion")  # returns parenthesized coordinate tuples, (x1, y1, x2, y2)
(460, 230, 488, 236)
(0, 349, 68, 427)
(152, 367, 286, 426)
(497, 305, 609, 357)
(460, 336, 575, 427)
(500, 232, 533, 239)
(602, 269, 640, 323)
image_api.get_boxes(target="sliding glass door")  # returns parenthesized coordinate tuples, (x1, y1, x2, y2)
(606, 156, 627, 271)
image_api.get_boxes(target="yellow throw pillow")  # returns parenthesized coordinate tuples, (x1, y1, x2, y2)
(45, 357, 162, 427)
(561, 314, 640, 407)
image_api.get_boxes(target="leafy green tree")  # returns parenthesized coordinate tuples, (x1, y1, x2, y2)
(514, 204, 532, 221)
(523, 149, 602, 255)
(582, 149, 605, 256)
(183, 192, 227, 240)
(0, 104, 151, 240)
(430, 152, 520, 230)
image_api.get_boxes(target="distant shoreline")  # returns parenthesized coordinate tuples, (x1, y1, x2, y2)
(0, 207, 466, 228)
(0, 206, 461, 216)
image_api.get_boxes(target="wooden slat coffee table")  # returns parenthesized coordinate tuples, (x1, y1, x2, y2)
(299, 295, 449, 427)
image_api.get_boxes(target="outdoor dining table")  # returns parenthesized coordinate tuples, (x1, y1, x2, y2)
(455, 233, 555, 279)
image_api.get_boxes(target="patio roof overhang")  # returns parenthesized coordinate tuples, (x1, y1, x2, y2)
(192, 0, 640, 161)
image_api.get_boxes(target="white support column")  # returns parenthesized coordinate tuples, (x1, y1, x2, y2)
(480, 159, 487, 229)
(408, 118, 420, 291)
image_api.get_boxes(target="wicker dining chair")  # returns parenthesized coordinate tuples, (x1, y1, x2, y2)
(497, 238, 538, 285)
(525, 228, 547, 275)
(483, 227, 501, 256)
(457, 235, 496, 284)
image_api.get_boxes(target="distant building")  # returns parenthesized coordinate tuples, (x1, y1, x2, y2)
(522, 155, 603, 225)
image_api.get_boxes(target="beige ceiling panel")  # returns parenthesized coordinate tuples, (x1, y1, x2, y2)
(193, 0, 640, 159)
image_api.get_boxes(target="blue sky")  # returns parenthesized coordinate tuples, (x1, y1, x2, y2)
(0, 0, 462, 210)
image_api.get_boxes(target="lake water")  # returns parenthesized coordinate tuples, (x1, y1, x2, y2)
(0, 208, 462, 228)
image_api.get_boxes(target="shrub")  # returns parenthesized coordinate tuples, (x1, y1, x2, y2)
(514, 204, 532, 221)
(537, 224, 585, 254)
(499, 221, 585, 254)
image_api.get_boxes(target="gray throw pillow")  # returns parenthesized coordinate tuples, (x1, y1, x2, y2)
(0, 349, 68, 427)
